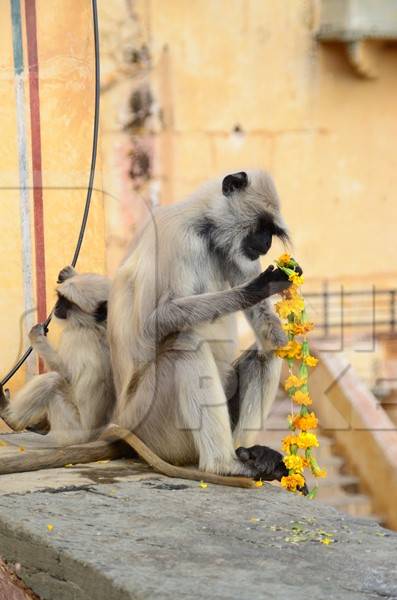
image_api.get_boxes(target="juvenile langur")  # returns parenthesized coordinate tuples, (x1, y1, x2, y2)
(108, 169, 300, 483)
(0, 266, 115, 445)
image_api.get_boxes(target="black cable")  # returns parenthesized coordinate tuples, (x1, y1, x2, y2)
(1, 0, 100, 387)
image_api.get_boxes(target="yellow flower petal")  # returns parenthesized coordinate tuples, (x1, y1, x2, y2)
(284, 375, 307, 391)
(275, 296, 305, 319)
(314, 468, 327, 478)
(289, 272, 304, 286)
(304, 355, 318, 367)
(292, 391, 312, 406)
(283, 322, 314, 336)
(199, 481, 208, 489)
(283, 454, 305, 473)
(47, 524, 54, 532)
(296, 432, 319, 449)
(255, 480, 264, 487)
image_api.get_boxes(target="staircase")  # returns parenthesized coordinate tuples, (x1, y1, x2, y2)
(262, 393, 383, 522)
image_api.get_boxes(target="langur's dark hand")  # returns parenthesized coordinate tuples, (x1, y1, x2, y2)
(29, 323, 47, 341)
(244, 266, 291, 301)
(263, 265, 291, 283)
(293, 263, 303, 276)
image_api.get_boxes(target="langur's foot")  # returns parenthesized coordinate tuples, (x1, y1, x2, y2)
(0, 385, 15, 430)
(27, 418, 51, 435)
(236, 445, 308, 495)
(236, 444, 287, 481)
(0, 384, 10, 411)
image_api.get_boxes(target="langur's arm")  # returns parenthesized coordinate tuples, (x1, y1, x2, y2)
(144, 267, 291, 340)
(229, 266, 288, 351)
(29, 324, 68, 376)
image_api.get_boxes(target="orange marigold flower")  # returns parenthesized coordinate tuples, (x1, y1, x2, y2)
(280, 473, 306, 492)
(285, 322, 314, 336)
(284, 375, 307, 391)
(292, 412, 318, 431)
(292, 390, 312, 406)
(276, 340, 303, 360)
(281, 435, 299, 453)
(277, 253, 292, 266)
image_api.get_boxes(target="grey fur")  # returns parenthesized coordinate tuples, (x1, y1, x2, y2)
(0, 268, 115, 446)
(108, 169, 290, 476)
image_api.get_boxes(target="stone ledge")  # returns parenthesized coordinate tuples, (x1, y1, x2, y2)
(0, 462, 396, 600)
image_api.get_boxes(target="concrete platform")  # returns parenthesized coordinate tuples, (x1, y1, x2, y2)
(0, 453, 396, 600)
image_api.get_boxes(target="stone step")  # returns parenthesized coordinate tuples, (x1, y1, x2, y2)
(308, 474, 360, 499)
(317, 493, 374, 518)
(0, 472, 394, 600)
(267, 391, 380, 522)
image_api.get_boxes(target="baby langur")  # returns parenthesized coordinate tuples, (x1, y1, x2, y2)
(0, 266, 115, 445)
(108, 169, 303, 488)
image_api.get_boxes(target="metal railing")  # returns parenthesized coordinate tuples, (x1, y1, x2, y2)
(304, 285, 397, 337)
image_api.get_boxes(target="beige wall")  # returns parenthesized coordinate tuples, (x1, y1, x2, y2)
(102, 0, 397, 290)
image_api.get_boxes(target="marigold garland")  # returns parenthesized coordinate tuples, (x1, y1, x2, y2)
(275, 253, 326, 497)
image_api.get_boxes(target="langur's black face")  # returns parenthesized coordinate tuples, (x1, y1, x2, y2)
(222, 171, 289, 261)
(54, 292, 108, 323)
(241, 215, 288, 261)
(54, 293, 73, 320)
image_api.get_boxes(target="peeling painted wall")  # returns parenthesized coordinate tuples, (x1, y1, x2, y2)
(0, 0, 106, 391)
(103, 0, 397, 290)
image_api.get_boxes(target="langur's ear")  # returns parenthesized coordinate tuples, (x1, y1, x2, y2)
(94, 301, 108, 322)
(222, 171, 248, 197)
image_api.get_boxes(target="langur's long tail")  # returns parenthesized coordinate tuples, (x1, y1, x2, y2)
(103, 425, 258, 489)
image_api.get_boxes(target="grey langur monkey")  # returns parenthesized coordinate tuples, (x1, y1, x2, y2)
(0, 266, 115, 445)
(108, 169, 301, 483)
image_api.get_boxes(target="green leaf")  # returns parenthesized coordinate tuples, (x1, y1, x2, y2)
(307, 486, 318, 500)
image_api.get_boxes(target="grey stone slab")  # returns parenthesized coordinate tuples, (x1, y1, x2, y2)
(0, 473, 396, 600)
(0, 459, 162, 495)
